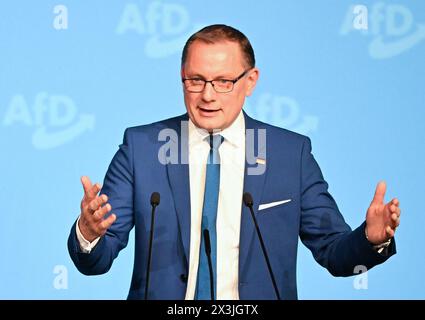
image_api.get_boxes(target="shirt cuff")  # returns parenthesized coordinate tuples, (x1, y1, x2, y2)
(76, 216, 100, 253)
(365, 226, 392, 253)
(373, 239, 392, 254)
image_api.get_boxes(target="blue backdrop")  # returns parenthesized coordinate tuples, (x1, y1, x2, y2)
(1, 0, 424, 299)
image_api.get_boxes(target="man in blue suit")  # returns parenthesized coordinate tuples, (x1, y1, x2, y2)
(68, 25, 401, 300)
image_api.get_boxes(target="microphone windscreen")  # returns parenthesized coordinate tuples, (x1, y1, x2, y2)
(243, 192, 253, 207)
(150, 192, 160, 206)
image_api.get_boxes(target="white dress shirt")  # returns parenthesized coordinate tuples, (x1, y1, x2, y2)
(185, 111, 245, 300)
(75, 217, 97, 253)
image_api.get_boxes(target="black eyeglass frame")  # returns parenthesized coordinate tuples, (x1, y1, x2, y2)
(182, 69, 251, 93)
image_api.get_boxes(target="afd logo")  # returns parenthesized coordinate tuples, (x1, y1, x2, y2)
(244, 93, 318, 135)
(340, 2, 425, 59)
(2, 93, 95, 150)
(115, 0, 202, 58)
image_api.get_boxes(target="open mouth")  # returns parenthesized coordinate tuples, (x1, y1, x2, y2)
(198, 106, 220, 113)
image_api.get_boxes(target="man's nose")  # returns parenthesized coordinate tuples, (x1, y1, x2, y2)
(201, 82, 216, 102)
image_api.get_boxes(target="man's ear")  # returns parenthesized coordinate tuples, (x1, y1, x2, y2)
(245, 68, 259, 97)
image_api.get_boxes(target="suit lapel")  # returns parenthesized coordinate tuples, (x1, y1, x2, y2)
(166, 114, 191, 265)
(239, 112, 268, 274)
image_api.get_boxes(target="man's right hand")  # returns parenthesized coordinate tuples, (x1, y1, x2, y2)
(78, 176, 117, 242)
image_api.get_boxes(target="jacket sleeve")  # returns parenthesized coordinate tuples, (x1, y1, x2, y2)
(68, 128, 135, 275)
(299, 137, 396, 276)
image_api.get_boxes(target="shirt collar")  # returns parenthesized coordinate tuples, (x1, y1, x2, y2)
(188, 110, 245, 148)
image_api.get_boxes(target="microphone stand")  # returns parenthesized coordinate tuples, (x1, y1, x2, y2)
(203, 229, 215, 300)
(243, 192, 281, 300)
(145, 192, 160, 300)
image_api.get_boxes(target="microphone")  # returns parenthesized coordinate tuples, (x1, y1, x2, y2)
(145, 192, 160, 300)
(243, 192, 281, 300)
(203, 229, 215, 301)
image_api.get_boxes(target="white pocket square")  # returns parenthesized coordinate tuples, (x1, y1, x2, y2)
(258, 199, 292, 211)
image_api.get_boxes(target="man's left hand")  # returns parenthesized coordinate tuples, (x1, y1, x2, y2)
(365, 181, 401, 245)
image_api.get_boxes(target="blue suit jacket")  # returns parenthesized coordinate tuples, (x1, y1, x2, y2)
(68, 112, 395, 299)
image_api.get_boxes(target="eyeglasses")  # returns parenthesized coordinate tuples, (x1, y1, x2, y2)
(182, 69, 250, 93)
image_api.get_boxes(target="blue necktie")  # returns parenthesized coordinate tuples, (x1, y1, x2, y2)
(196, 134, 223, 300)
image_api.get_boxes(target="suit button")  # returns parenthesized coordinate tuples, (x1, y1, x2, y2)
(180, 274, 188, 283)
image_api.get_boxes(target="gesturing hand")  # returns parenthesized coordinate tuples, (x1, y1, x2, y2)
(78, 176, 116, 242)
(365, 181, 401, 245)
